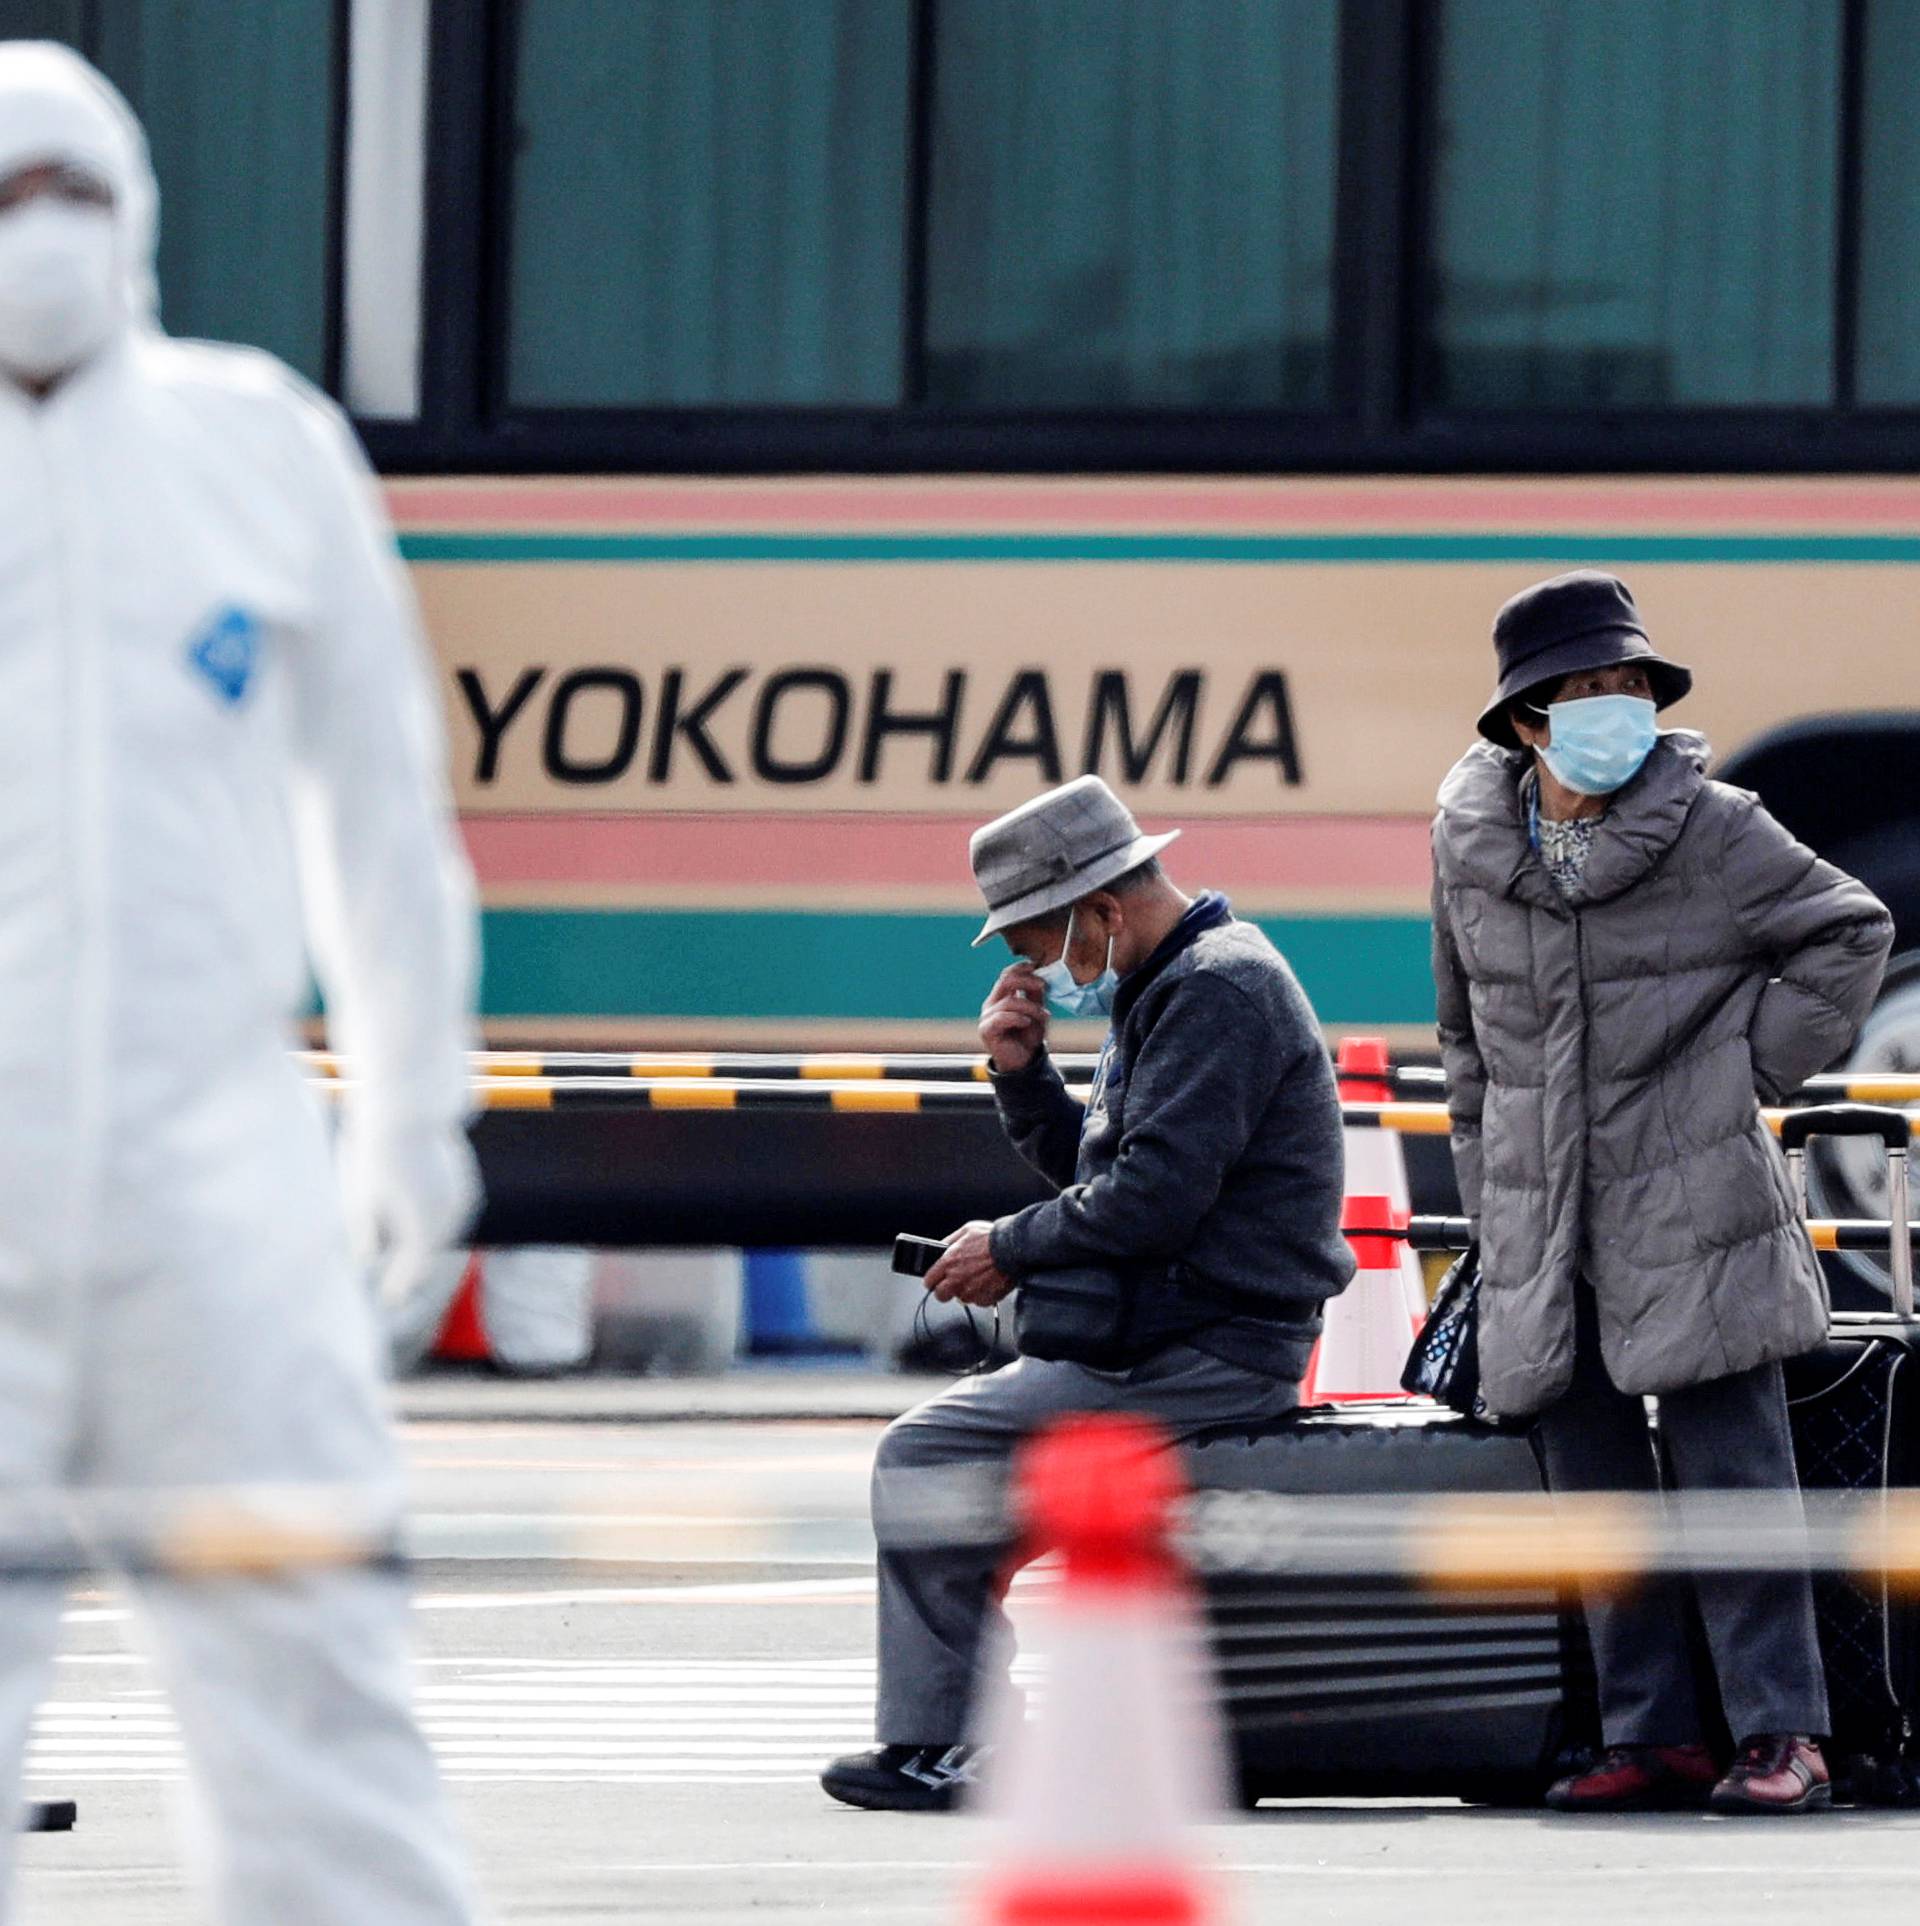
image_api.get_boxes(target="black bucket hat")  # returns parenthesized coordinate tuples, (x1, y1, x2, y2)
(1477, 571, 1692, 749)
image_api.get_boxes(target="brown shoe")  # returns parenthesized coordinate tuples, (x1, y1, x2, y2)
(1709, 1734, 1831, 1814)
(1546, 1743, 1720, 1812)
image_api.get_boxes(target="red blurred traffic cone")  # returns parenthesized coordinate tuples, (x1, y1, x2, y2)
(1301, 1193, 1425, 1402)
(972, 1414, 1226, 1926)
(433, 1253, 489, 1362)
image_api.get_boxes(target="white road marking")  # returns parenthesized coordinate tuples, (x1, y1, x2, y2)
(580, 1859, 1920, 1879)
(26, 1656, 885, 1785)
(58, 1574, 880, 1629)
(408, 1453, 876, 1473)
(412, 1576, 878, 1609)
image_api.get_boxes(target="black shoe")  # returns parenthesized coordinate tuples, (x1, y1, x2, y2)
(820, 1743, 990, 1812)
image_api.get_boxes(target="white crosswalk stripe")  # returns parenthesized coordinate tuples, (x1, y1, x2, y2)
(26, 1657, 882, 1785)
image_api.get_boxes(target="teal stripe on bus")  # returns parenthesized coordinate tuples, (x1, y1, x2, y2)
(402, 532, 1920, 566)
(477, 908, 1436, 1025)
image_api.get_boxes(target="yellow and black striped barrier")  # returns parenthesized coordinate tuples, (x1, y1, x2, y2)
(305, 1050, 1017, 1084)
(1376, 1064, 1920, 1106)
(313, 1071, 1920, 1145)
(1390, 1214, 1917, 1257)
(328, 1076, 1463, 1132)
(1177, 1486, 1920, 1595)
(457, 1076, 1001, 1114)
(304, 1049, 1920, 1107)
(0, 1480, 1914, 1594)
(1797, 1077, 1920, 1105)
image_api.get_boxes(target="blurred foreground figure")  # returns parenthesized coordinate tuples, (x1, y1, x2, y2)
(0, 42, 480, 1921)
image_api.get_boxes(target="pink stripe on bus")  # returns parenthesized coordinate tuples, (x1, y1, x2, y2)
(390, 476, 1920, 535)
(459, 811, 1437, 893)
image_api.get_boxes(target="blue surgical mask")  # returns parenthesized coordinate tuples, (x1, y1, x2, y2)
(1537, 694, 1659, 797)
(1033, 907, 1119, 1019)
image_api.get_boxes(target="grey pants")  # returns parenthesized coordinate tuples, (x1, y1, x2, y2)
(870, 1344, 1299, 1743)
(1534, 1287, 1830, 1748)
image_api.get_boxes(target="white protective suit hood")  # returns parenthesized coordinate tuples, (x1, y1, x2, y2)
(0, 40, 158, 378)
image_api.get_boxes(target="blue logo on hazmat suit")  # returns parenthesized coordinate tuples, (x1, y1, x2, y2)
(186, 605, 261, 705)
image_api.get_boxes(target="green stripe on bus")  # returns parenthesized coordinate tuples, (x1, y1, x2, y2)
(403, 532, 1920, 566)
(478, 908, 1436, 1025)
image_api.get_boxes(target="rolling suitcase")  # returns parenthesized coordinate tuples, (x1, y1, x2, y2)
(1185, 1402, 1596, 1805)
(1189, 1103, 1915, 1806)
(1779, 1105, 1920, 1803)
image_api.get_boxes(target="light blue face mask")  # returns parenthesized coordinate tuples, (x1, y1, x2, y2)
(1536, 693, 1659, 797)
(1033, 906, 1118, 1019)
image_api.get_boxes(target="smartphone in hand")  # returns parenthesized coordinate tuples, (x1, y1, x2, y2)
(891, 1234, 948, 1279)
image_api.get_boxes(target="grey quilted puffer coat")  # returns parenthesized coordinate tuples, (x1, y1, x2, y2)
(1431, 732, 1893, 1417)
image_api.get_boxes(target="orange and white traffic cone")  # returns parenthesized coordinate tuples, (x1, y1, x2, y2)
(1335, 1036, 1430, 1326)
(1300, 1193, 1425, 1402)
(971, 1413, 1226, 1926)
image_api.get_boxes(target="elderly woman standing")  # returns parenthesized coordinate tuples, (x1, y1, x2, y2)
(1431, 572, 1893, 1814)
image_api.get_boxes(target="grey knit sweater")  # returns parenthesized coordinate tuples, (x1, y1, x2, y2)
(987, 894, 1354, 1379)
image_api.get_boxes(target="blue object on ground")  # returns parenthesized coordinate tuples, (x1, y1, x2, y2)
(742, 1249, 861, 1358)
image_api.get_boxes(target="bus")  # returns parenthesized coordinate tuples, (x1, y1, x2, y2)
(24, 0, 1920, 1077)
(397, 472, 1920, 1068)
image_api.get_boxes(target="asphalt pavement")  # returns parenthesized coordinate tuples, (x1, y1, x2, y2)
(14, 1395, 1920, 1923)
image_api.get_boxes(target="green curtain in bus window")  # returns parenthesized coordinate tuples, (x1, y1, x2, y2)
(84, 0, 338, 383)
(1429, 0, 1840, 409)
(1857, 0, 1920, 405)
(0, 0, 86, 36)
(923, 0, 1339, 410)
(508, 0, 911, 408)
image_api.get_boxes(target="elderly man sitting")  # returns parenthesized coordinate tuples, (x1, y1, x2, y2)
(822, 776, 1354, 1810)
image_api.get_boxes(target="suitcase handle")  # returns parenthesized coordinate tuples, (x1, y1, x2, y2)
(1778, 1103, 1912, 1154)
(1779, 1103, 1914, 1319)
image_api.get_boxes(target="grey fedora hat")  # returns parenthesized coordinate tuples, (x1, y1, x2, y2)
(969, 775, 1181, 947)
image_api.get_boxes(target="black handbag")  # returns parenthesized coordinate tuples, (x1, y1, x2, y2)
(1400, 1241, 1491, 1419)
(1014, 1263, 1147, 1371)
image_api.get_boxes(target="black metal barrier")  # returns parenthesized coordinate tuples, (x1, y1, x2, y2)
(351, 1052, 1910, 1252)
(466, 1108, 1918, 1258)
(469, 1103, 1056, 1248)
(465, 1101, 1462, 1248)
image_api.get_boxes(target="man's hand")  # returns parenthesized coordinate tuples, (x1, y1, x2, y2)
(980, 960, 1050, 1073)
(926, 1221, 1015, 1308)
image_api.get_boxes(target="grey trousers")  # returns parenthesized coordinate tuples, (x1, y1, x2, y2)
(1534, 1287, 1830, 1748)
(870, 1345, 1299, 1744)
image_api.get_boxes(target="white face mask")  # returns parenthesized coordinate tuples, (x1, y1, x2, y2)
(0, 199, 120, 384)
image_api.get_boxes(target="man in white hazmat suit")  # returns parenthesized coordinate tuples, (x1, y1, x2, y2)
(0, 41, 481, 1922)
